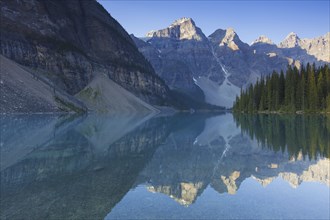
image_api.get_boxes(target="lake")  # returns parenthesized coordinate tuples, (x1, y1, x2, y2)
(1, 113, 329, 219)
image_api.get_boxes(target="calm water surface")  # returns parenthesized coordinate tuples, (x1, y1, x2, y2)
(1, 113, 329, 219)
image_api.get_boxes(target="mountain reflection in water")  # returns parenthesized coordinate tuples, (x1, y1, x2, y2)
(1, 113, 329, 219)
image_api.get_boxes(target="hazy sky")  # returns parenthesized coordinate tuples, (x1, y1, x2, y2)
(99, 0, 330, 44)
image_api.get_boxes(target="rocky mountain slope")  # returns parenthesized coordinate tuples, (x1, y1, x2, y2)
(0, 0, 171, 113)
(76, 73, 157, 113)
(133, 18, 329, 108)
(0, 55, 87, 113)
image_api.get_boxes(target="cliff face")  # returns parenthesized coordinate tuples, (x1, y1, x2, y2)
(0, 0, 170, 109)
(146, 18, 207, 41)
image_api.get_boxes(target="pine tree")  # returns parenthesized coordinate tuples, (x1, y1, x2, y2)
(327, 95, 330, 112)
(233, 63, 329, 113)
(279, 71, 285, 107)
(307, 68, 318, 111)
(317, 72, 325, 109)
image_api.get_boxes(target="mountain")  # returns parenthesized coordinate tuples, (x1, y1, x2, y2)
(299, 32, 330, 62)
(0, 0, 171, 113)
(252, 35, 274, 45)
(252, 32, 330, 68)
(279, 32, 301, 48)
(146, 17, 207, 41)
(133, 18, 329, 108)
(278, 32, 330, 64)
(205, 27, 290, 107)
(209, 28, 249, 51)
(132, 18, 225, 105)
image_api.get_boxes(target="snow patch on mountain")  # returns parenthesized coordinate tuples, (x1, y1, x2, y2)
(193, 48, 240, 108)
(194, 75, 240, 108)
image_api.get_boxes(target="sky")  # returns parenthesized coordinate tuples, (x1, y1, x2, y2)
(99, 0, 330, 44)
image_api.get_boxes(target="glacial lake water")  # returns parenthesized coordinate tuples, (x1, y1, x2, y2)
(1, 113, 329, 219)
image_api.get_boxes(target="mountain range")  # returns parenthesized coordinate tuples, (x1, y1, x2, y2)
(0, 1, 329, 112)
(132, 17, 329, 108)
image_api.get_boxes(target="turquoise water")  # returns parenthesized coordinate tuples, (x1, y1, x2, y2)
(1, 113, 329, 219)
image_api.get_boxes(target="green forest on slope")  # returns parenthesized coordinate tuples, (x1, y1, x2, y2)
(233, 64, 330, 113)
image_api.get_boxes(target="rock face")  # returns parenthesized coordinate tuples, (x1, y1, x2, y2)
(251, 32, 330, 69)
(300, 32, 330, 63)
(134, 18, 329, 108)
(277, 32, 330, 63)
(146, 18, 207, 41)
(207, 28, 290, 106)
(252, 35, 274, 45)
(0, 0, 171, 113)
(211, 28, 248, 51)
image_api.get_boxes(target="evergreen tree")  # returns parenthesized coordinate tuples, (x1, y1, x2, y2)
(307, 67, 318, 111)
(279, 71, 285, 106)
(233, 63, 330, 113)
(317, 72, 325, 109)
(326, 95, 330, 112)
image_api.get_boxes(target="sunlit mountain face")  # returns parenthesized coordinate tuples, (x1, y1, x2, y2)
(1, 113, 329, 219)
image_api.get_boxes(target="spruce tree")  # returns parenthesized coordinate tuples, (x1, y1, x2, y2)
(317, 72, 325, 109)
(233, 63, 329, 113)
(307, 68, 318, 111)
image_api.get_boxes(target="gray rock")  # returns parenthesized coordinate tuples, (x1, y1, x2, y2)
(279, 32, 330, 63)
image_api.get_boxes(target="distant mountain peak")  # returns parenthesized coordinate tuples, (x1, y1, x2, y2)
(209, 28, 245, 50)
(252, 35, 273, 45)
(279, 32, 301, 48)
(208, 29, 227, 43)
(146, 17, 206, 41)
(222, 28, 240, 43)
(170, 17, 194, 27)
(287, 32, 299, 37)
(226, 27, 236, 34)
